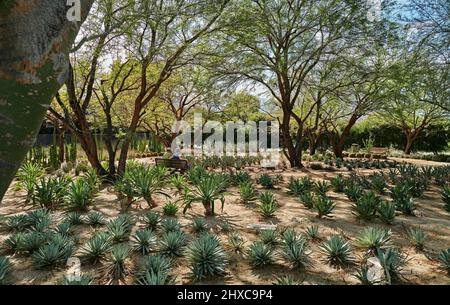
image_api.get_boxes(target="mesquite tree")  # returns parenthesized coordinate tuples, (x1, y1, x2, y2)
(0, 0, 94, 201)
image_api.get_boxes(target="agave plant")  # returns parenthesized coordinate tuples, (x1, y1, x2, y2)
(313, 195, 335, 218)
(305, 225, 320, 241)
(85, 211, 105, 227)
(376, 248, 408, 284)
(257, 174, 275, 189)
(16, 162, 44, 203)
(390, 185, 416, 216)
(136, 255, 174, 285)
(6, 214, 31, 232)
(83, 167, 102, 195)
(353, 264, 379, 285)
(159, 231, 186, 257)
(320, 235, 355, 268)
(441, 186, 450, 212)
(105, 244, 131, 281)
(129, 165, 171, 207)
(232, 171, 251, 186)
(273, 275, 300, 285)
(161, 218, 181, 233)
(377, 201, 396, 224)
(61, 275, 92, 285)
(64, 212, 83, 226)
(438, 248, 450, 273)
(182, 174, 226, 216)
(280, 235, 312, 269)
(163, 201, 179, 216)
(0, 256, 12, 284)
(371, 173, 387, 194)
(331, 175, 345, 193)
(3, 233, 25, 253)
(299, 192, 314, 209)
(171, 174, 187, 192)
(54, 221, 72, 237)
(247, 241, 274, 267)
(27, 209, 52, 233)
(352, 191, 380, 220)
(258, 192, 278, 218)
(32, 177, 65, 210)
(259, 229, 278, 247)
(287, 177, 307, 196)
(185, 234, 228, 281)
(314, 181, 330, 197)
(192, 217, 208, 234)
(228, 232, 245, 253)
(19, 231, 49, 253)
(405, 227, 426, 250)
(132, 229, 157, 255)
(344, 184, 363, 202)
(356, 227, 392, 253)
(65, 179, 94, 211)
(187, 166, 208, 184)
(32, 234, 75, 269)
(80, 232, 112, 264)
(239, 182, 258, 204)
(142, 211, 161, 231)
(113, 173, 137, 209)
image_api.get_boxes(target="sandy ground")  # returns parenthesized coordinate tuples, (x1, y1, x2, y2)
(0, 158, 449, 285)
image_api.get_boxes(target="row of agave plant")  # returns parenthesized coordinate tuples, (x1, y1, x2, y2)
(1, 208, 449, 285)
(15, 163, 102, 212)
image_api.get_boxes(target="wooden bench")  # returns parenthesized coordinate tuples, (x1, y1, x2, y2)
(368, 147, 388, 155)
(155, 158, 189, 173)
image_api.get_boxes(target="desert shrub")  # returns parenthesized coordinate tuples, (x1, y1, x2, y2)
(16, 163, 44, 203)
(5, 214, 31, 232)
(314, 181, 330, 197)
(280, 234, 311, 269)
(19, 231, 49, 253)
(64, 212, 83, 226)
(258, 174, 275, 189)
(305, 225, 320, 241)
(438, 248, 450, 273)
(54, 221, 72, 237)
(136, 255, 174, 285)
(287, 177, 310, 196)
(259, 229, 278, 247)
(161, 218, 181, 233)
(371, 173, 387, 194)
(310, 163, 323, 170)
(128, 165, 170, 208)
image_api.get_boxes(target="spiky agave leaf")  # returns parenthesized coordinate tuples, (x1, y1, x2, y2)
(32, 234, 75, 269)
(406, 227, 427, 250)
(258, 192, 278, 218)
(0, 256, 12, 284)
(85, 211, 105, 227)
(163, 202, 179, 216)
(5, 214, 31, 232)
(239, 182, 258, 203)
(227, 232, 245, 253)
(259, 229, 278, 247)
(132, 229, 157, 255)
(61, 275, 92, 285)
(80, 232, 112, 264)
(331, 175, 346, 193)
(320, 235, 355, 268)
(441, 186, 450, 212)
(376, 248, 408, 284)
(192, 217, 208, 234)
(299, 192, 314, 209)
(54, 221, 72, 237)
(377, 201, 396, 224)
(351, 191, 380, 220)
(272, 275, 300, 285)
(105, 244, 131, 281)
(18, 231, 49, 253)
(305, 225, 320, 241)
(313, 195, 335, 218)
(280, 236, 312, 269)
(356, 227, 392, 253)
(159, 231, 186, 257)
(3, 232, 26, 253)
(247, 241, 274, 268)
(64, 212, 83, 226)
(161, 218, 181, 233)
(438, 248, 450, 273)
(142, 211, 161, 231)
(185, 234, 228, 281)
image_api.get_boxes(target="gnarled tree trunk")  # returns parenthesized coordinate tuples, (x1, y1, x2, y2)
(0, 0, 94, 201)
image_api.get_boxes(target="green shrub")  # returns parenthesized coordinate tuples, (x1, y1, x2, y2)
(6, 214, 31, 232)
(19, 231, 49, 253)
(310, 163, 323, 170)
(371, 173, 387, 194)
(16, 163, 44, 203)
(3, 233, 25, 253)
(128, 165, 170, 208)
(287, 177, 308, 196)
(258, 174, 275, 189)
(136, 255, 174, 285)
(32, 177, 66, 210)
(273, 275, 300, 285)
(107, 216, 132, 243)
(185, 234, 228, 281)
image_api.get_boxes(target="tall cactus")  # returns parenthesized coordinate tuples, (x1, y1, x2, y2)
(0, 1, 94, 201)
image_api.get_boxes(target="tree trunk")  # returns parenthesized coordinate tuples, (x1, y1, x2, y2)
(104, 106, 117, 179)
(280, 111, 302, 168)
(333, 114, 359, 158)
(404, 130, 420, 155)
(58, 127, 65, 164)
(0, 0, 94, 201)
(117, 106, 141, 175)
(203, 201, 214, 216)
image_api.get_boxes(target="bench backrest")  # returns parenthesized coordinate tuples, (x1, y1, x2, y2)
(368, 147, 388, 154)
(155, 158, 189, 169)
